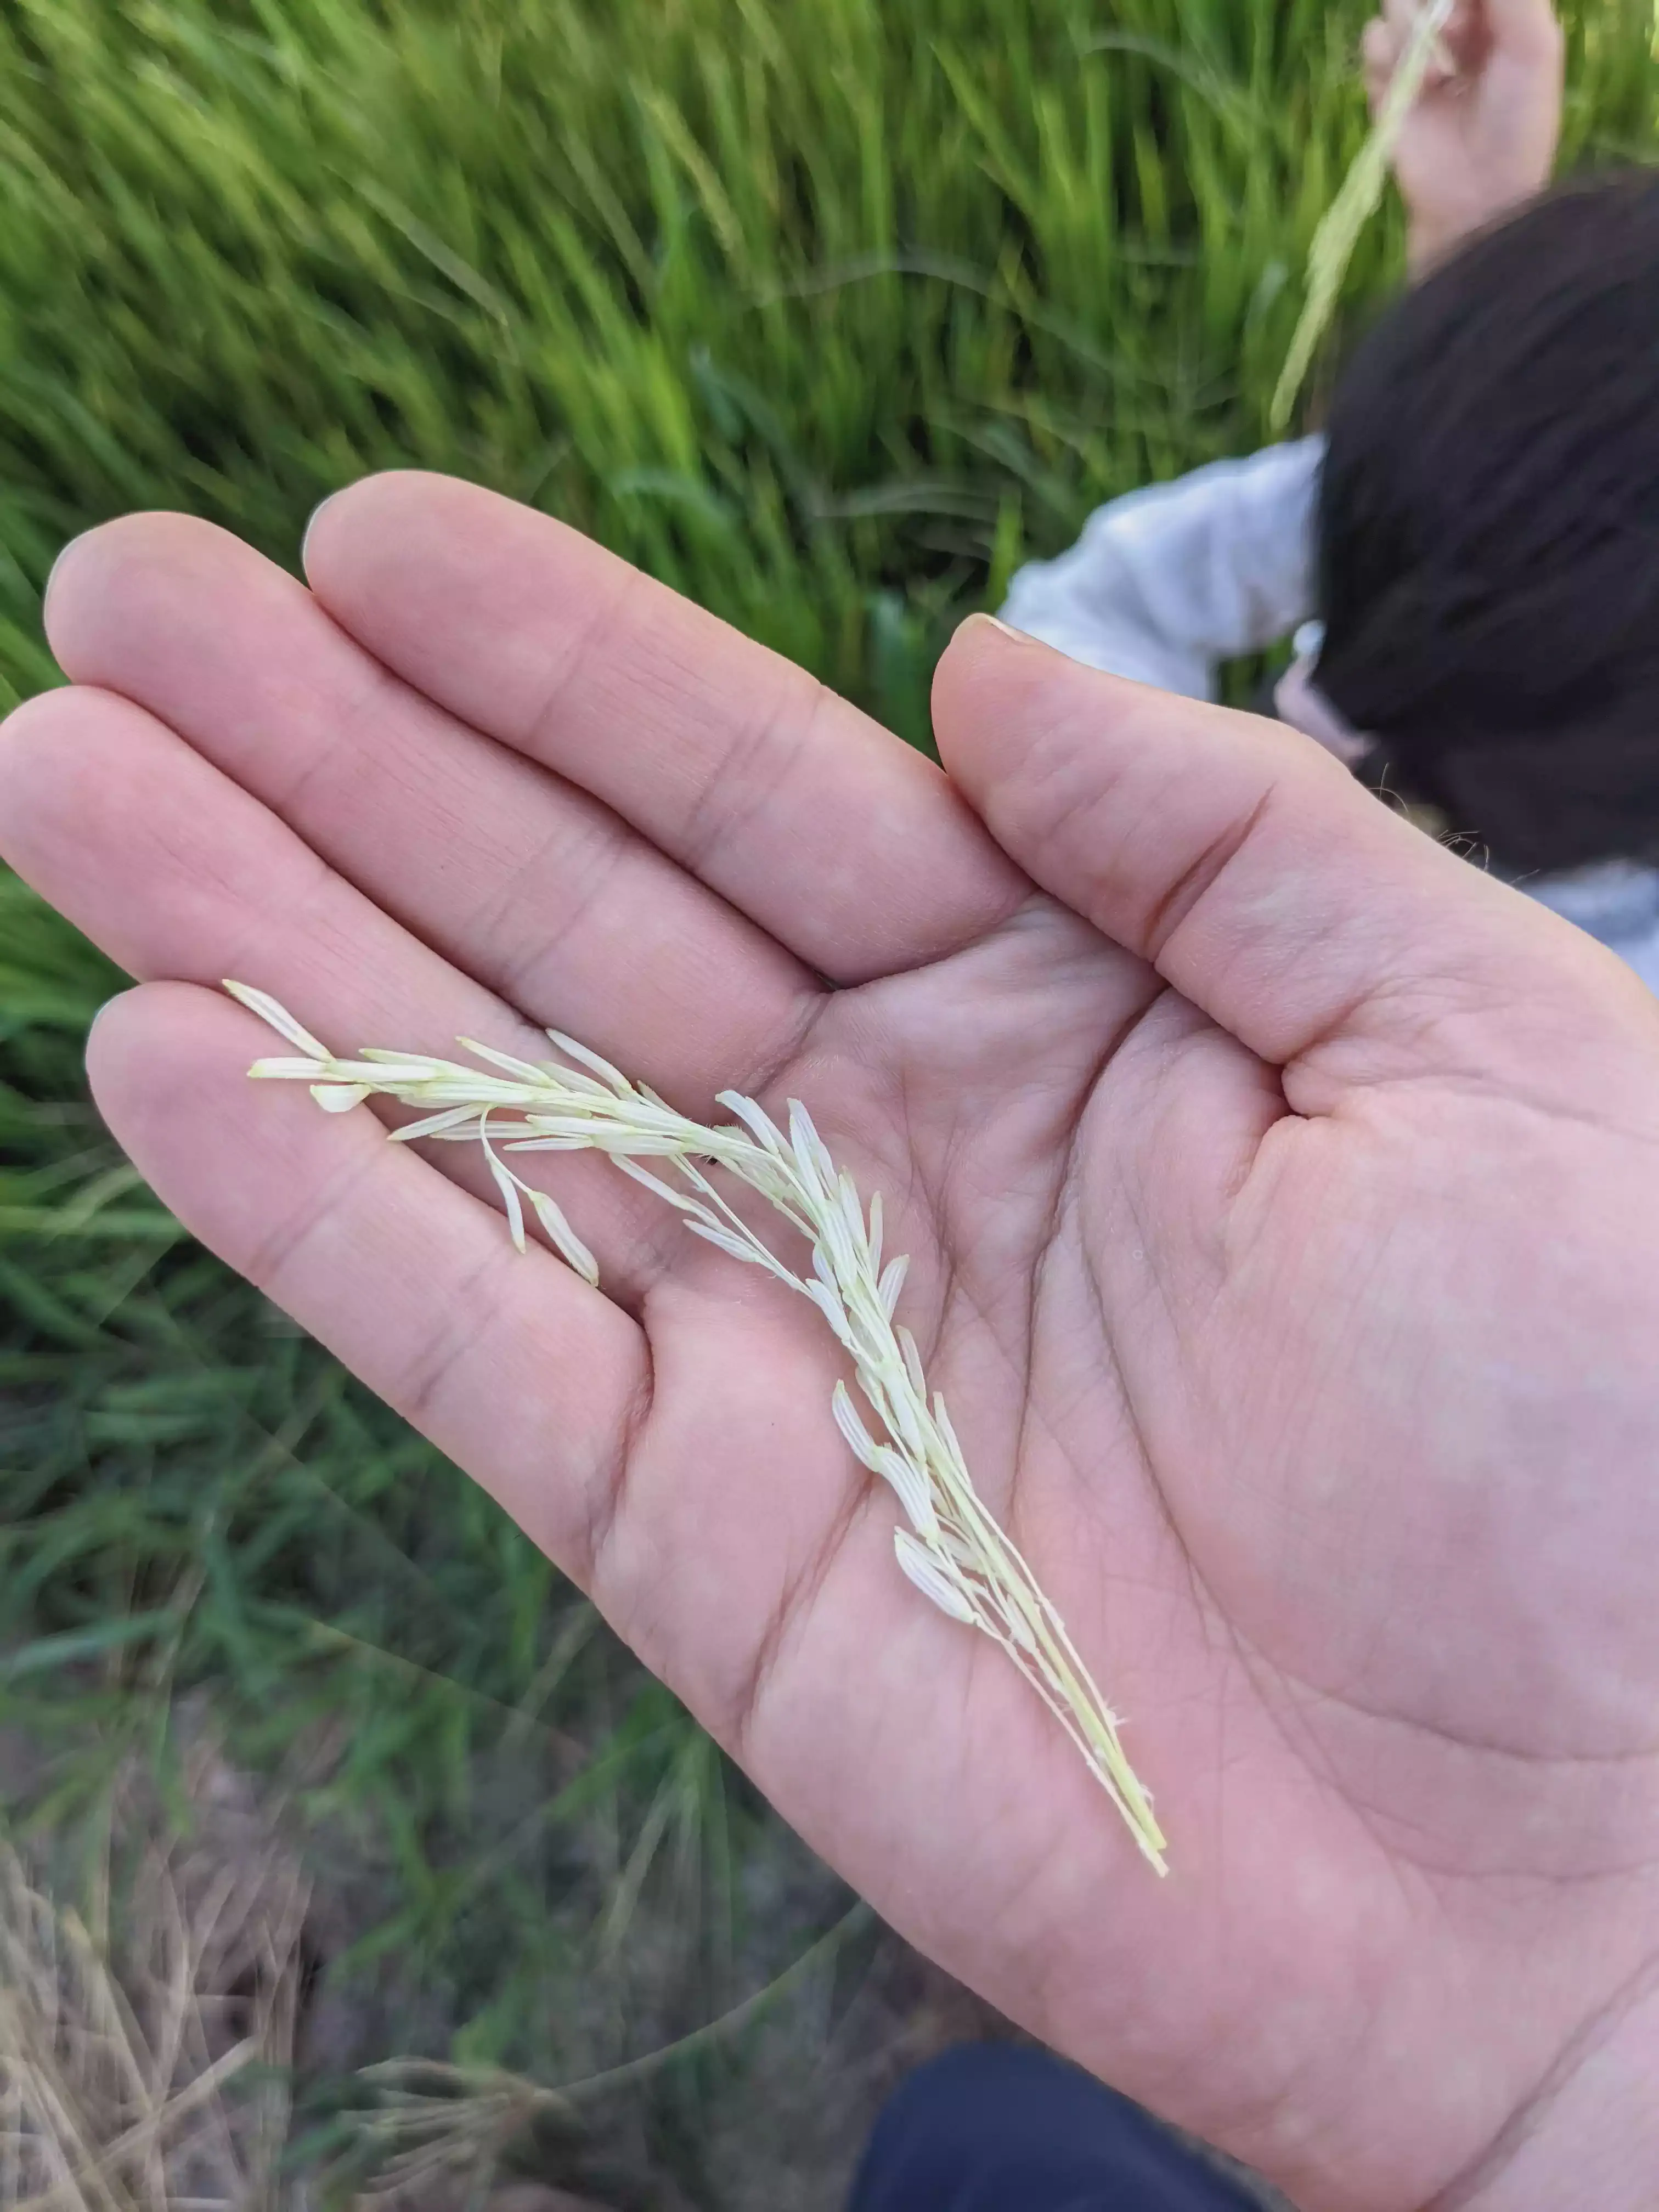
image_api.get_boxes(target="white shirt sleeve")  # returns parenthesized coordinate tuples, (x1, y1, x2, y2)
(998, 437, 1327, 701)
(1522, 862, 1659, 995)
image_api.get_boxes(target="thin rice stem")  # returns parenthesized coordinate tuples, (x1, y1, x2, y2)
(1271, 0, 1457, 431)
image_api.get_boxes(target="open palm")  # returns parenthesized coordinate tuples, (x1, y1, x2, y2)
(9, 476, 1659, 2212)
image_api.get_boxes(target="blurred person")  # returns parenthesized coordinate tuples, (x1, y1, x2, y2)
(1001, 2, 1659, 990)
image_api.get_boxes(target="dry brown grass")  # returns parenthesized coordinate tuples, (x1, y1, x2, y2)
(0, 1752, 307, 2212)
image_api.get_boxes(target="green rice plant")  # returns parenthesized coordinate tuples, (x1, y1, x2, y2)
(1271, 0, 1457, 429)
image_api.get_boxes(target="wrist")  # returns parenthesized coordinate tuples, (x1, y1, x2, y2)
(1405, 196, 1512, 277)
(1430, 1956, 1659, 2211)
(1406, 215, 1463, 277)
(1404, 171, 1556, 279)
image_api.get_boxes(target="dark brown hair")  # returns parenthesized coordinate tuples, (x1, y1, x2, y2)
(1314, 169, 1659, 877)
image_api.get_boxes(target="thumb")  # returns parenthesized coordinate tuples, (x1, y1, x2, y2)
(1477, 0, 1566, 143)
(1481, 0, 1564, 66)
(933, 618, 1657, 1110)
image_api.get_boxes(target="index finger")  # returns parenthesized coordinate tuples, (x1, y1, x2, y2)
(303, 472, 1026, 984)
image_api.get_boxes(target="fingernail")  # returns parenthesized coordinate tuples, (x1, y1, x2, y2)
(42, 531, 88, 629)
(300, 487, 345, 574)
(84, 988, 138, 1060)
(960, 612, 1031, 645)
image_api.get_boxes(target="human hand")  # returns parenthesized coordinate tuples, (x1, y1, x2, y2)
(1363, 0, 1564, 272)
(9, 477, 1659, 2210)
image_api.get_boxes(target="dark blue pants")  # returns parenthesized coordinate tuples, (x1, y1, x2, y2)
(849, 2045, 1266, 2212)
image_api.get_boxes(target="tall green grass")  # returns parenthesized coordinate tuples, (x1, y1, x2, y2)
(0, 0, 1654, 2175)
(3, 0, 1650, 729)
